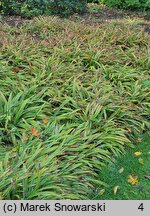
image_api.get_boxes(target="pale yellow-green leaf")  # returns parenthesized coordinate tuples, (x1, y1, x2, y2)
(99, 189, 105, 196)
(138, 158, 144, 165)
(134, 151, 142, 156)
(113, 186, 119, 195)
(118, 167, 124, 174)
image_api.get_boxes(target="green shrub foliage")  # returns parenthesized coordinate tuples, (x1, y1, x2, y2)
(1, 0, 49, 16)
(0, 0, 87, 17)
(87, 0, 150, 10)
(51, 0, 87, 16)
(87, 0, 101, 3)
(101, 0, 150, 10)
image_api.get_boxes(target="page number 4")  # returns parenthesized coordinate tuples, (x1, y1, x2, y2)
(138, 203, 144, 211)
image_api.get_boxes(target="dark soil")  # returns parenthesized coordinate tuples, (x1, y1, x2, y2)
(0, 15, 30, 27)
(70, 4, 150, 34)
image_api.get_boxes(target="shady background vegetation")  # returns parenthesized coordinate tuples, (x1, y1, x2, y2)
(0, 0, 87, 17)
(0, 0, 150, 17)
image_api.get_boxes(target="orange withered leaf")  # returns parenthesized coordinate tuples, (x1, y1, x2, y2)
(42, 117, 49, 124)
(30, 127, 39, 137)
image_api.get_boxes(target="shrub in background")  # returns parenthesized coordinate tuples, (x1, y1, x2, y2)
(50, 0, 87, 16)
(87, 0, 150, 10)
(87, 0, 101, 3)
(101, 0, 150, 10)
(0, 0, 87, 17)
(0, 0, 51, 16)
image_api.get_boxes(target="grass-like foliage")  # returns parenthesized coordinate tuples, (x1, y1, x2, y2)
(0, 16, 150, 199)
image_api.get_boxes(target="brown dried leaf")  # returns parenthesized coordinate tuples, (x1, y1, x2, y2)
(24, 133, 29, 141)
(144, 175, 150, 180)
(30, 127, 39, 137)
(42, 117, 49, 124)
(12, 67, 20, 73)
(136, 138, 142, 143)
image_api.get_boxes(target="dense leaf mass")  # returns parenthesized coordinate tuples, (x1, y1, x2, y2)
(0, 12, 150, 199)
(0, 0, 87, 17)
(88, 0, 150, 10)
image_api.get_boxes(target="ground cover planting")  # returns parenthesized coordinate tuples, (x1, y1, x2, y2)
(0, 3, 150, 199)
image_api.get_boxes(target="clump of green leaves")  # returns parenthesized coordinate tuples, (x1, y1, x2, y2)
(0, 88, 47, 146)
